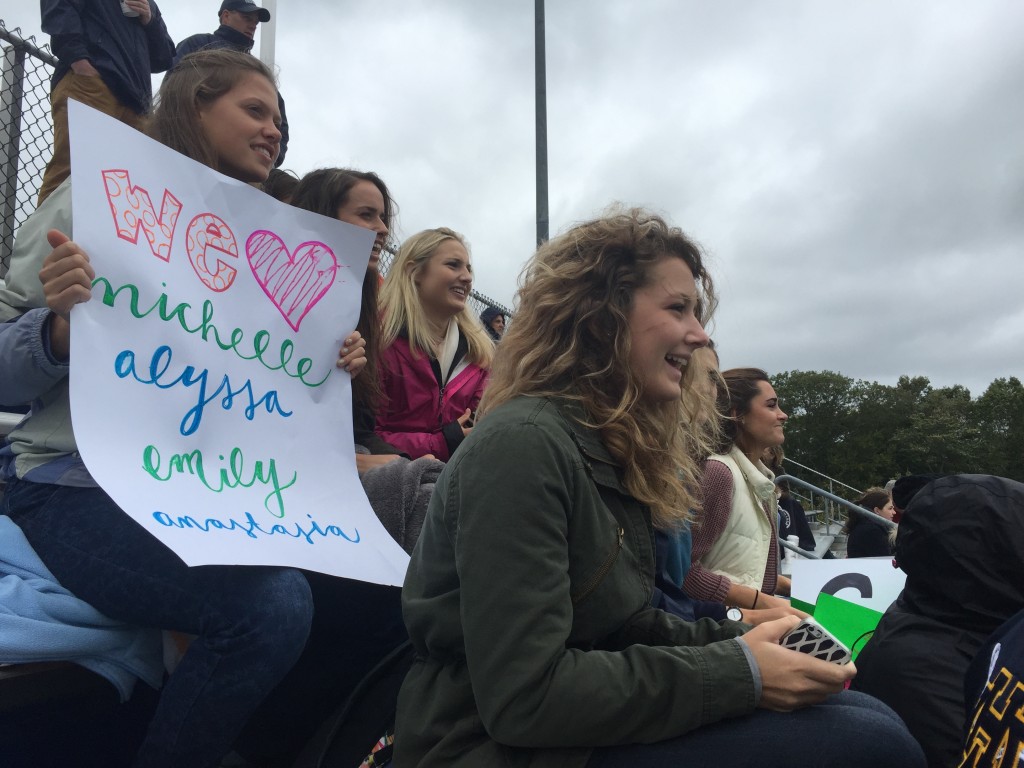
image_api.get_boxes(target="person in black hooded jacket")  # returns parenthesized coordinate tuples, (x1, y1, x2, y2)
(851, 474, 1024, 768)
(479, 305, 505, 342)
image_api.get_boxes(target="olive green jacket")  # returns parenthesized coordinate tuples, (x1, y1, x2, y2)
(395, 396, 757, 767)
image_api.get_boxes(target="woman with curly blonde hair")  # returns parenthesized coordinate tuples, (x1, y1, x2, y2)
(375, 227, 493, 459)
(394, 208, 923, 767)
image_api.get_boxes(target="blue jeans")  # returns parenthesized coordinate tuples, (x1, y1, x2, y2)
(587, 690, 925, 767)
(3, 478, 314, 768)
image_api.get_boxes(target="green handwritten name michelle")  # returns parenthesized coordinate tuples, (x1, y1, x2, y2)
(142, 444, 298, 519)
(94, 277, 332, 387)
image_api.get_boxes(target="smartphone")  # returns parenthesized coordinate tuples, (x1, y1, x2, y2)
(778, 617, 852, 665)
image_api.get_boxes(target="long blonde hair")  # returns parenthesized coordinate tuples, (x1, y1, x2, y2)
(480, 208, 717, 528)
(379, 227, 493, 367)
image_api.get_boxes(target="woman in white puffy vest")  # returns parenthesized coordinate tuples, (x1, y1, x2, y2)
(684, 367, 794, 610)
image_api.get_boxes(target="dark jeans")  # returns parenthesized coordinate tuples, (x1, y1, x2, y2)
(587, 690, 925, 768)
(237, 571, 408, 764)
(3, 478, 314, 768)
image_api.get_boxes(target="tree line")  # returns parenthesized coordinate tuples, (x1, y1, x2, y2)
(771, 371, 1024, 493)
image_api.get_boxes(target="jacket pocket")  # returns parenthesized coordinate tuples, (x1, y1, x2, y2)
(570, 526, 624, 605)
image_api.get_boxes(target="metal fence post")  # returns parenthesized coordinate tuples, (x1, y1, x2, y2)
(0, 42, 25, 276)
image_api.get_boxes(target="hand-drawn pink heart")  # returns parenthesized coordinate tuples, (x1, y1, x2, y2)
(246, 230, 338, 331)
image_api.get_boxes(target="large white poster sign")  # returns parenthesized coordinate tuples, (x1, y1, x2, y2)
(67, 100, 409, 586)
(790, 557, 906, 614)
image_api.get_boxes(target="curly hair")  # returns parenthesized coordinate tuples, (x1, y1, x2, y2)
(479, 207, 717, 529)
(379, 227, 494, 368)
(290, 168, 398, 413)
(149, 50, 277, 176)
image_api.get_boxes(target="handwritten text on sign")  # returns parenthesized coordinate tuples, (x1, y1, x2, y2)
(67, 100, 409, 585)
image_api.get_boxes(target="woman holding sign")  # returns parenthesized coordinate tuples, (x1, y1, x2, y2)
(375, 227, 493, 460)
(394, 209, 923, 767)
(0, 50, 364, 768)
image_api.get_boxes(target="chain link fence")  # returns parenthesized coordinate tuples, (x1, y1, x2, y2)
(1, 20, 56, 278)
(0, 17, 512, 319)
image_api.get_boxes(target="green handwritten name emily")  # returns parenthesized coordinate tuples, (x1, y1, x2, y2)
(142, 444, 297, 519)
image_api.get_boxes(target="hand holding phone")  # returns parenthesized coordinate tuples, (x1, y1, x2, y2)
(740, 616, 855, 710)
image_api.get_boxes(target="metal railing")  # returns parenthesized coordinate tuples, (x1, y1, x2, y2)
(776, 473, 896, 541)
(778, 457, 863, 532)
(776, 524, 822, 560)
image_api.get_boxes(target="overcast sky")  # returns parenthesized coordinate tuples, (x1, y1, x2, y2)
(4, 0, 1022, 397)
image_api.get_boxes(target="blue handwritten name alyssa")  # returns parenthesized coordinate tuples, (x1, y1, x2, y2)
(115, 345, 292, 436)
(152, 510, 360, 545)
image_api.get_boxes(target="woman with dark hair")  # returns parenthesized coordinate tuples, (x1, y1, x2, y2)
(684, 368, 793, 610)
(479, 305, 505, 341)
(262, 167, 299, 202)
(289, 167, 405, 463)
(227, 168, 413, 766)
(394, 208, 923, 767)
(844, 487, 895, 558)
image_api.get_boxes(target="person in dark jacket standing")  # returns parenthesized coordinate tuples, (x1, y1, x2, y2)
(37, 0, 174, 205)
(172, 0, 289, 164)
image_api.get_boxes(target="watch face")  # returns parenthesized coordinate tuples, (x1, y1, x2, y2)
(726, 608, 743, 622)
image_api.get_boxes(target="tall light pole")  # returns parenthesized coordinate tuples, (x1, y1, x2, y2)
(258, 0, 277, 71)
(535, 0, 549, 245)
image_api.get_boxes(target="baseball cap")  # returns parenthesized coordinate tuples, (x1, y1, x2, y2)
(219, 0, 270, 22)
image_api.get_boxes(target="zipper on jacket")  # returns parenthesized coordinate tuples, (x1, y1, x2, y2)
(571, 527, 625, 605)
(438, 386, 445, 427)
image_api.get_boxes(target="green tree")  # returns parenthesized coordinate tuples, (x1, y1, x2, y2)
(769, 372, 1022, 492)
(772, 370, 857, 484)
(972, 377, 1024, 480)
(892, 384, 980, 475)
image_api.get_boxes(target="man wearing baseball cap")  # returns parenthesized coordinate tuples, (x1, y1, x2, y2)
(172, 1, 289, 163)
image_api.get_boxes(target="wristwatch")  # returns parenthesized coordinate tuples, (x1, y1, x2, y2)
(726, 607, 744, 622)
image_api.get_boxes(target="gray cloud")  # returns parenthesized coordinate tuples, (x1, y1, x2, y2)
(6, 0, 1021, 395)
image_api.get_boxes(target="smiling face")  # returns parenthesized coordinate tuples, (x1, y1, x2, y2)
(414, 239, 473, 322)
(737, 380, 788, 456)
(336, 180, 389, 270)
(626, 256, 710, 405)
(197, 72, 280, 183)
